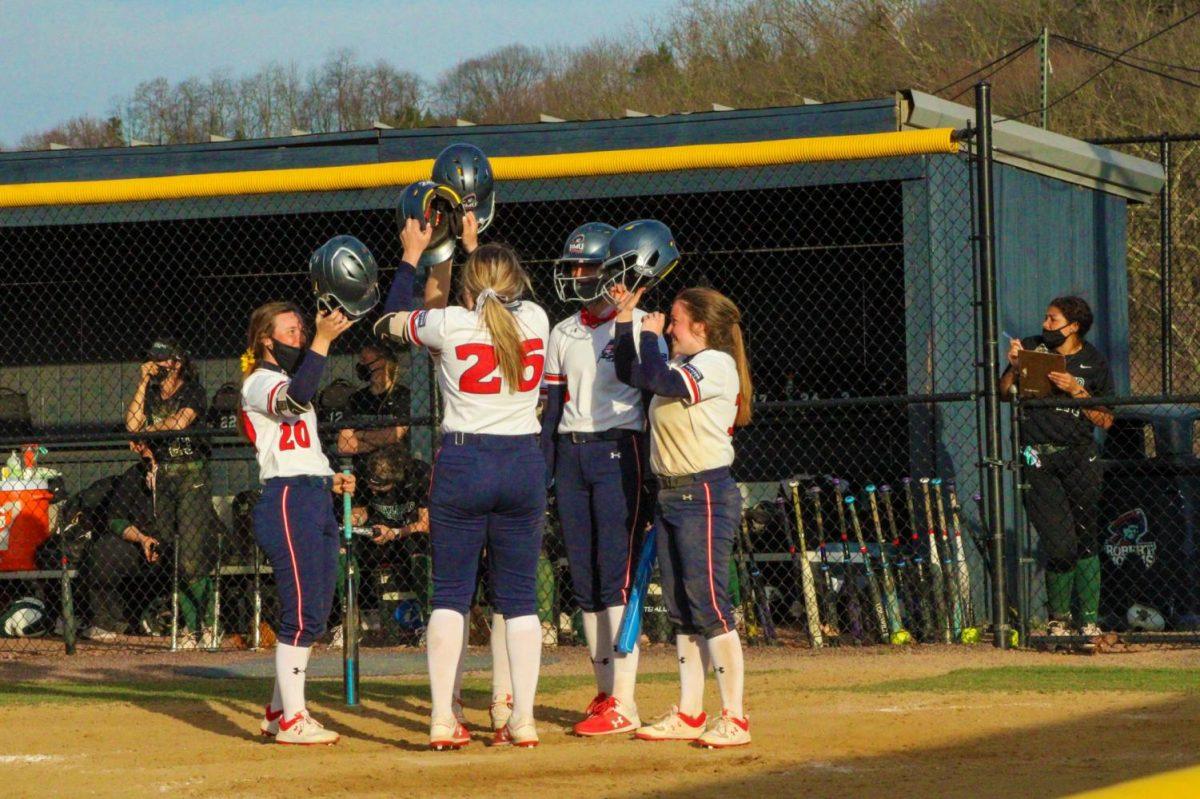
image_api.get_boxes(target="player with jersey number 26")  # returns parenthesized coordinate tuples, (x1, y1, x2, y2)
(612, 277, 755, 749)
(375, 217, 550, 750)
(240, 301, 358, 746)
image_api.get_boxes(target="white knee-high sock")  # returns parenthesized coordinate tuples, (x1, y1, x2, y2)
(426, 609, 466, 722)
(270, 679, 282, 714)
(606, 604, 638, 708)
(580, 610, 607, 694)
(676, 633, 709, 717)
(275, 642, 311, 718)
(504, 614, 542, 724)
(490, 612, 512, 701)
(706, 630, 745, 719)
(452, 613, 469, 706)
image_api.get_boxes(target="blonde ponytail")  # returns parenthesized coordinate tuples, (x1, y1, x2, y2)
(677, 287, 753, 427)
(462, 243, 533, 394)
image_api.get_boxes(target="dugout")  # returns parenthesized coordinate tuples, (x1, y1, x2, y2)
(0, 91, 1163, 512)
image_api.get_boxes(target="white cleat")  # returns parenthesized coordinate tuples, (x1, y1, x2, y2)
(429, 717, 470, 751)
(697, 710, 751, 749)
(275, 710, 340, 746)
(635, 706, 707, 742)
(489, 693, 513, 745)
(260, 704, 284, 737)
(505, 716, 539, 748)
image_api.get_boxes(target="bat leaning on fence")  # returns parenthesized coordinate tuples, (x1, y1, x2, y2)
(910, 477, 950, 643)
(882, 483, 933, 640)
(843, 493, 890, 642)
(786, 479, 824, 647)
(616, 526, 657, 654)
(865, 484, 909, 644)
(827, 478, 867, 644)
(738, 513, 778, 644)
(931, 477, 965, 641)
(807, 484, 843, 644)
(946, 482, 977, 630)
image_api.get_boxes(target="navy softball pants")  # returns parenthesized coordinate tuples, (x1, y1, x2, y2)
(554, 431, 647, 612)
(253, 476, 340, 647)
(655, 470, 741, 638)
(429, 433, 546, 619)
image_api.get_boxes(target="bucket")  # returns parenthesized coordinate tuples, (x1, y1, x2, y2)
(0, 477, 53, 572)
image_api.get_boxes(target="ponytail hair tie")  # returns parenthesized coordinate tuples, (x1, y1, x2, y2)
(239, 347, 257, 376)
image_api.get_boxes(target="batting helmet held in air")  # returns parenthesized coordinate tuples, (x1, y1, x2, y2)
(599, 219, 681, 300)
(431, 143, 495, 234)
(396, 180, 461, 268)
(310, 235, 380, 319)
(553, 221, 617, 303)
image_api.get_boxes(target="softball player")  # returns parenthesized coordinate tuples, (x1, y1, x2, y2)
(541, 222, 659, 736)
(241, 301, 356, 746)
(376, 218, 549, 749)
(613, 267, 754, 747)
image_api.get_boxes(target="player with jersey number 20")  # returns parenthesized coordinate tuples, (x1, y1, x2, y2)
(613, 279, 755, 749)
(376, 218, 550, 750)
(240, 302, 357, 746)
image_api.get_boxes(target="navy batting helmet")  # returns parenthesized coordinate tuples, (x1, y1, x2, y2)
(396, 180, 460, 267)
(599, 220, 681, 300)
(431, 143, 495, 233)
(553, 222, 617, 303)
(310, 235, 380, 319)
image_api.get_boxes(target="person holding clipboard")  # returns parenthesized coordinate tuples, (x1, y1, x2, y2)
(1000, 296, 1114, 639)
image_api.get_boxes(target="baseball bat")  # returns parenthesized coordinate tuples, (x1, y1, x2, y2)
(882, 483, 931, 639)
(807, 485, 843, 643)
(865, 485, 907, 643)
(828, 478, 866, 644)
(342, 465, 360, 707)
(616, 527, 657, 654)
(931, 478, 964, 640)
(739, 513, 777, 644)
(900, 478, 937, 642)
(946, 482, 976, 628)
(918, 477, 952, 643)
(732, 513, 760, 643)
(844, 494, 889, 641)
(786, 480, 823, 647)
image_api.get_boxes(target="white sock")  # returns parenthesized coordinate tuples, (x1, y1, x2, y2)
(504, 614, 542, 724)
(581, 610, 607, 694)
(606, 605, 638, 708)
(269, 680, 282, 714)
(706, 630, 745, 719)
(676, 633, 709, 717)
(490, 612, 512, 702)
(426, 609, 465, 722)
(452, 613, 469, 707)
(275, 642, 311, 719)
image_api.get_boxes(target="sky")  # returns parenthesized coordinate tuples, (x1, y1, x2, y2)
(0, 0, 677, 146)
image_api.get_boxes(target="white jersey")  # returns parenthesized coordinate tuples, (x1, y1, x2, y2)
(406, 302, 550, 435)
(240, 366, 333, 481)
(649, 349, 740, 477)
(544, 308, 664, 434)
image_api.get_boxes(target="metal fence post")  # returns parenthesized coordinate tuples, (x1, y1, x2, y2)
(974, 82, 1008, 650)
(1160, 135, 1173, 395)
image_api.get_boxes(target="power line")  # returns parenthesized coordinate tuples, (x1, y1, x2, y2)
(932, 38, 1039, 96)
(1052, 33, 1200, 80)
(949, 40, 1039, 102)
(1001, 9, 1200, 124)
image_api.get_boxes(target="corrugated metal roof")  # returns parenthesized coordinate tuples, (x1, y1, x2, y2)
(899, 90, 1164, 203)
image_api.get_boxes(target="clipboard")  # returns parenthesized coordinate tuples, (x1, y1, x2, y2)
(1016, 349, 1067, 399)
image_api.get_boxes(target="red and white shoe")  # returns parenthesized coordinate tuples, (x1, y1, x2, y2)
(489, 694, 513, 746)
(260, 704, 284, 737)
(696, 710, 751, 749)
(634, 706, 707, 742)
(452, 696, 470, 734)
(429, 717, 470, 751)
(276, 710, 340, 746)
(573, 696, 640, 736)
(583, 691, 609, 716)
(505, 717, 539, 748)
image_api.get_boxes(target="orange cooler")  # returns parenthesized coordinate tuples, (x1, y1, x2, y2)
(0, 478, 53, 571)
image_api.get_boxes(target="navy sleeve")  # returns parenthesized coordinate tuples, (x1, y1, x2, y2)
(383, 261, 418, 314)
(614, 322, 690, 398)
(288, 351, 328, 406)
(540, 385, 564, 486)
(613, 322, 637, 385)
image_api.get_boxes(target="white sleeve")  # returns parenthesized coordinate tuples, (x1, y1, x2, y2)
(241, 372, 288, 416)
(543, 327, 566, 388)
(671, 350, 733, 406)
(378, 308, 449, 352)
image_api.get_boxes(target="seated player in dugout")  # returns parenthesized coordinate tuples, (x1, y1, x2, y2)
(350, 445, 431, 544)
(999, 295, 1114, 638)
(123, 337, 219, 648)
(336, 340, 411, 457)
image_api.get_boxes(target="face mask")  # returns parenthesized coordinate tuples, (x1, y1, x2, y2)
(1041, 323, 1071, 349)
(270, 338, 306, 373)
(356, 359, 381, 382)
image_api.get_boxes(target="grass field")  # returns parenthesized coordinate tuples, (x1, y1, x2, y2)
(0, 645, 1196, 798)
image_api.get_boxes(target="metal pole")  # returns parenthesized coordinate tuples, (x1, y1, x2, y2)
(1160, 136, 1173, 394)
(1039, 27, 1050, 129)
(975, 82, 1008, 650)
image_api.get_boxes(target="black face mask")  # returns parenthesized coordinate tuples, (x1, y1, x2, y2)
(1041, 323, 1072, 349)
(356, 359, 381, 382)
(270, 338, 306, 373)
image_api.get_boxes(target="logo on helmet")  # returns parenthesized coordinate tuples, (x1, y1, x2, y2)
(461, 193, 478, 211)
(567, 234, 587, 255)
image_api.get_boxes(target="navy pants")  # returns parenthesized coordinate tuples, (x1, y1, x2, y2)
(429, 434, 546, 618)
(655, 471, 741, 638)
(253, 477, 340, 647)
(555, 432, 647, 612)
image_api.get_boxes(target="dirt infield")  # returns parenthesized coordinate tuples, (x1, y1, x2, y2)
(0, 645, 1197, 799)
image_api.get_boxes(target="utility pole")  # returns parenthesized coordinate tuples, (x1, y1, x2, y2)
(1038, 27, 1050, 129)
